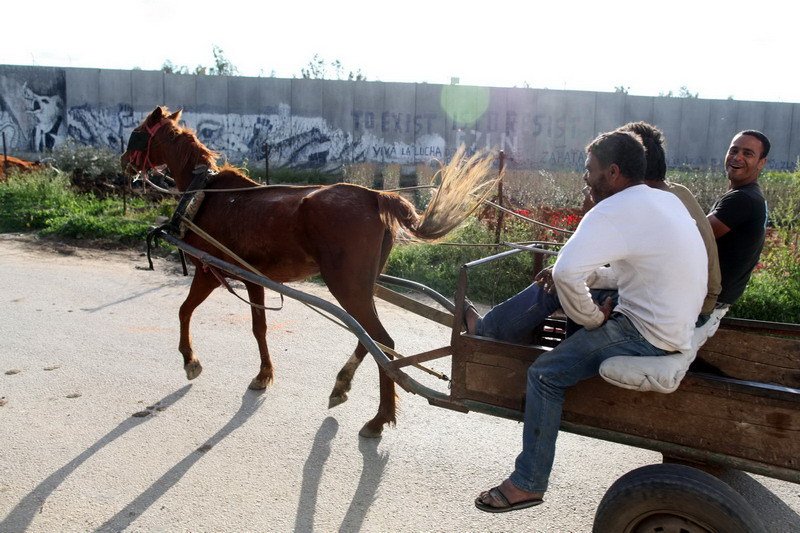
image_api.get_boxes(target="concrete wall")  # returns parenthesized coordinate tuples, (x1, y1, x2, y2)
(1, 64, 797, 171)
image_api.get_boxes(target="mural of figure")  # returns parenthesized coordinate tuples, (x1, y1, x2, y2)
(0, 110, 21, 148)
(24, 85, 66, 151)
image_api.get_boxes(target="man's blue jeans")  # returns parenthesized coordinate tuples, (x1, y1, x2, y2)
(476, 282, 562, 344)
(508, 312, 669, 493)
(476, 282, 618, 344)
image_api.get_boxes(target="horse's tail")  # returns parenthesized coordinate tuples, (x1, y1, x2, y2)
(376, 145, 498, 240)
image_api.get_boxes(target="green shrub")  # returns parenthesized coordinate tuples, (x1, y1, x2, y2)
(730, 226, 800, 323)
(0, 170, 80, 231)
(0, 168, 174, 245)
(386, 216, 561, 305)
(52, 140, 123, 178)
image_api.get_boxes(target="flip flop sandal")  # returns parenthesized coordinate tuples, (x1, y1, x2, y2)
(475, 486, 543, 513)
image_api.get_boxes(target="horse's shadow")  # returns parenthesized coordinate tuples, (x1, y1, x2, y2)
(95, 389, 266, 532)
(80, 276, 189, 313)
(293, 418, 389, 533)
(0, 385, 193, 533)
(337, 437, 389, 533)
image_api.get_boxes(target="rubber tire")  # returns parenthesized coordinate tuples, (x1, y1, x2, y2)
(592, 463, 766, 533)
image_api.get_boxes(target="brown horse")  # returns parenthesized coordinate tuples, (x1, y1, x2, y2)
(122, 106, 496, 437)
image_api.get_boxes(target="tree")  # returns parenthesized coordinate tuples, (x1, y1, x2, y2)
(678, 85, 699, 98)
(659, 86, 699, 98)
(161, 45, 239, 76)
(301, 53, 326, 79)
(161, 59, 189, 75)
(209, 45, 238, 76)
(301, 54, 366, 80)
(614, 85, 629, 94)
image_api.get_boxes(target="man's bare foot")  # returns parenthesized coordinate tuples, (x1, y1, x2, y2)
(475, 478, 544, 513)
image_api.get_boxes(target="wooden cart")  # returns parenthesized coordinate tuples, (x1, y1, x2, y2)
(162, 233, 800, 532)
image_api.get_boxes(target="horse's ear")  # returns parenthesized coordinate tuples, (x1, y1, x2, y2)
(168, 109, 182, 122)
(151, 106, 165, 120)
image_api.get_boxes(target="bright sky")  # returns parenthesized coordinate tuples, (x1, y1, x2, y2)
(4, 0, 797, 104)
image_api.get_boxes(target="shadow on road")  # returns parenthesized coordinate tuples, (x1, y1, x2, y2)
(0, 385, 192, 533)
(292, 418, 390, 533)
(95, 389, 266, 532)
(338, 436, 389, 533)
(80, 278, 189, 313)
(294, 417, 340, 533)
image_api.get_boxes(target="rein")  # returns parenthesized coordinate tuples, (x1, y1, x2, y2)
(178, 216, 284, 312)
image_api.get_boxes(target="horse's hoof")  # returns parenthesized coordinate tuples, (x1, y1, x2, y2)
(248, 377, 268, 390)
(184, 361, 203, 380)
(328, 393, 348, 408)
(358, 423, 383, 439)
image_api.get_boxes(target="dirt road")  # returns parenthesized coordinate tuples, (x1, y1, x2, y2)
(1, 234, 798, 532)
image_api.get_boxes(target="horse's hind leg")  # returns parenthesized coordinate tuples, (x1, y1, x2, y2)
(179, 268, 220, 380)
(329, 344, 367, 408)
(245, 282, 273, 390)
(325, 280, 396, 438)
(328, 228, 398, 437)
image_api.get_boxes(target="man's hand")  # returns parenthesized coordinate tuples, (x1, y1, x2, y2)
(598, 297, 614, 322)
(534, 267, 557, 294)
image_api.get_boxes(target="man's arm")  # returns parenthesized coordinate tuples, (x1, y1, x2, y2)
(553, 211, 626, 329)
(707, 214, 731, 239)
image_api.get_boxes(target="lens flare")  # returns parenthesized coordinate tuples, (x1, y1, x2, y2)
(439, 85, 490, 125)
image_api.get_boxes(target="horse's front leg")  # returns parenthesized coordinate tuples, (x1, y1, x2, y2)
(179, 269, 220, 380)
(245, 282, 273, 390)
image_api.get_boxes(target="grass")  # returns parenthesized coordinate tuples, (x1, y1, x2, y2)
(1, 154, 798, 323)
(0, 168, 175, 245)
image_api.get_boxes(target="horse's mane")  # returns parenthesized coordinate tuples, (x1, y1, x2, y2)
(167, 120, 220, 173)
(156, 110, 258, 186)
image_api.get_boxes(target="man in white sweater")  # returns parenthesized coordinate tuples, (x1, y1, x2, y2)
(475, 130, 707, 513)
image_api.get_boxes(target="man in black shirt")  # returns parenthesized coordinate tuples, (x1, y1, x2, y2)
(700, 130, 769, 340)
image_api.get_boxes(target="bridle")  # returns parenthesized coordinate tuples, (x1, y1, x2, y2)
(124, 118, 170, 173)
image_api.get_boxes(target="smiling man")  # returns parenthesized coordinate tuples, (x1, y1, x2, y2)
(707, 131, 769, 307)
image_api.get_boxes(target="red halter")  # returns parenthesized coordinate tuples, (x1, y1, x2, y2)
(127, 118, 169, 173)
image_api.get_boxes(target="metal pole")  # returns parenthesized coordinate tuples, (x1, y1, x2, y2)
(266, 144, 270, 184)
(2, 132, 8, 175)
(493, 150, 506, 244)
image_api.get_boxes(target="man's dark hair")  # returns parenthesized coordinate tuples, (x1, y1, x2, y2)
(617, 121, 666, 181)
(586, 131, 646, 181)
(738, 130, 771, 159)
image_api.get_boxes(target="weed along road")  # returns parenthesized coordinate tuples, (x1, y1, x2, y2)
(1, 234, 799, 532)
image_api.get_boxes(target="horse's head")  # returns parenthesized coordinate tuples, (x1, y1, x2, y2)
(120, 106, 182, 175)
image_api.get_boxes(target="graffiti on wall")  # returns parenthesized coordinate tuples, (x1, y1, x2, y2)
(0, 69, 67, 152)
(2, 65, 797, 171)
(65, 102, 447, 172)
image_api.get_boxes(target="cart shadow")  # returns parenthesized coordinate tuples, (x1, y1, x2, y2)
(0, 385, 192, 533)
(717, 469, 800, 530)
(292, 418, 389, 533)
(95, 389, 266, 532)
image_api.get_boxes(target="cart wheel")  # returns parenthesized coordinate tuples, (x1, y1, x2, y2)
(592, 463, 766, 533)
